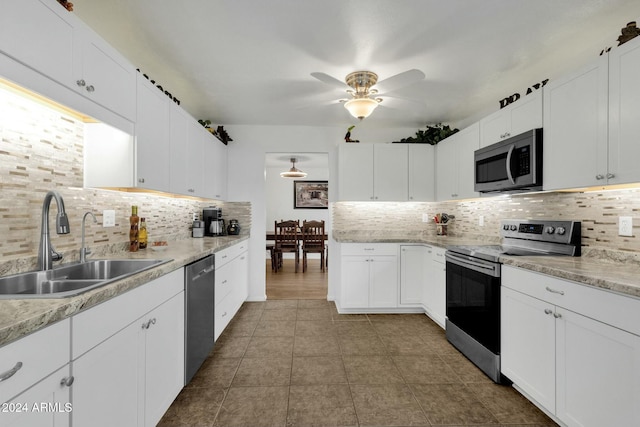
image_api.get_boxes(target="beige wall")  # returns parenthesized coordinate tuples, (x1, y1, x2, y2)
(0, 83, 250, 274)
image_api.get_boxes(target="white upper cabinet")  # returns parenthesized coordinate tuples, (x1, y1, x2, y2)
(479, 91, 542, 148)
(607, 37, 640, 185)
(169, 104, 190, 195)
(544, 37, 640, 191)
(338, 143, 412, 201)
(204, 137, 228, 200)
(0, 0, 74, 88)
(185, 120, 206, 196)
(373, 144, 408, 201)
(135, 74, 171, 191)
(543, 56, 608, 190)
(436, 122, 479, 201)
(408, 144, 435, 201)
(73, 22, 136, 121)
(338, 144, 374, 201)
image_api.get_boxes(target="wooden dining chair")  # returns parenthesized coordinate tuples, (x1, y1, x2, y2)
(301, 220, 325, 273)
(274, 220, 300, 273)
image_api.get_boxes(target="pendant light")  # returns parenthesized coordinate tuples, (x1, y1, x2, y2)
(280, 157, 307, 178)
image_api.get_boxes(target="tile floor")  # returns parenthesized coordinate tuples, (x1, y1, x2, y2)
(159, 300, 558, 427)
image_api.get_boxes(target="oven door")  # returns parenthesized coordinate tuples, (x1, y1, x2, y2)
(445, 251, 501, 354)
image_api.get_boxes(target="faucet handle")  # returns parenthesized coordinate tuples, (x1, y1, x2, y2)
(51, 247, 63, 262)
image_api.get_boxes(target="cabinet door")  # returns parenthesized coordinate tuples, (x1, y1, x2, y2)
(501, 287, 556, 413)
(0, 0, 74, 88)
(143, 293, 185, 427)
(135, 74, 171, 191)
(369, 256, 398, 308)
(408, 145, 435, 201)
(543, 56, 608, 190)
(204, 137, 228, 200)
(74, 24, 136, 120)
(185, 120, 205, 196)
(341, 257, 370, 308)
(169, 105, 190, 195)
(400, 246, 426, 305)
(425, 249, 446, 328)
(3, 366, 71, 427)
(72, 320, 141, 427)
(556, 308, 640, 427)
(509, 91, 542, 137)
(373, 144, 408, 201)
(338, 144, 374, 201)
(435, 135, 458, 201)
(455, 122, 480, 199)
(608, 37, 640, 185)
(479, 109, 510, 148)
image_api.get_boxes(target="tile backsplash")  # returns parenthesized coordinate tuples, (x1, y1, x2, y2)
(333, 187, 640, 254)
(0, 82, 250, 274)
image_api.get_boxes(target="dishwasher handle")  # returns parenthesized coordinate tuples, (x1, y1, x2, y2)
(191, 265, 214, 282)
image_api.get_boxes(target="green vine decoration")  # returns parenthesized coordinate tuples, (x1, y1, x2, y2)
(394, 123, 459, 145)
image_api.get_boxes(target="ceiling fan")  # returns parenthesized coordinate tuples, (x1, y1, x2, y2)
(311, 69, 425, 120)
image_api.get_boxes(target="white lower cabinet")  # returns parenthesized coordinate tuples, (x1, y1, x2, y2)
(0, 319, 72, 427)
(71, 268, 184, 427)
(215, 242, 249, 340)
(424, 247, 446, 328)
(400, 245, 427, 306)
(340, 244, 398, 309)
(502, 266, 640, 427)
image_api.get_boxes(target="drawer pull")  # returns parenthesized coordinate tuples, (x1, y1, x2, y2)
(553, 312, 563, 319)
(0, 362, 23, 382)
(221, 311, 227, 318)
(545, 286, 565, 295)
(544, 309, 553, 315)
(60, 376, 74, 387)
(364, 248, 375, 251)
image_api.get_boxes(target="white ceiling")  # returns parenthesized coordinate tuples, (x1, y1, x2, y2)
(73, 0, 640, 129)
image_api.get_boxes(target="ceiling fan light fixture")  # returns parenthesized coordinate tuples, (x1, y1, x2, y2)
(344, 97, 380, 120)
(280, 157, 307, 178)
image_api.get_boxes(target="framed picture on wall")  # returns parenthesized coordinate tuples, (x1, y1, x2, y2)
(294, 181, 328, 209)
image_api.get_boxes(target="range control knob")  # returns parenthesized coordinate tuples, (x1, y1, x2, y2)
(510, 224, 517, 231)
(503, 224, 510, 231)
(556, 227, 566, 235)
(546, 226, 555, 234)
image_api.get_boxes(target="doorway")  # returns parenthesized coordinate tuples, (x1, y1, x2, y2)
(265, 152, 329, 300)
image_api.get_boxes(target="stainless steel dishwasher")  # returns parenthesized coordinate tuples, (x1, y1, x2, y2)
(184, 254, 215, 384)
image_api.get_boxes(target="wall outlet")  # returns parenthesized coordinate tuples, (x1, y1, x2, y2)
(619, 216, 633, 237)
(103, 210, 116, 227)
(422, 213, 430, 223)
(479, 215, 485, 227)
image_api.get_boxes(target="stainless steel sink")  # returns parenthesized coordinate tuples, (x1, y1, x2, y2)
(0, 259, 170, 299)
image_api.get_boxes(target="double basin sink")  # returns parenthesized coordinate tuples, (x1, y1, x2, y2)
(0, 259, 170, 299)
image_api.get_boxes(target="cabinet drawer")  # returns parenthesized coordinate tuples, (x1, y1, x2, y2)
(216, 241, 248, 269)
(215, 262, 233, 306)
(214, 294, 235, 341)
(0, 319, 70, 403)
(72, 268, 183, 359)
(503, 266, 640, 336)
(341, 243, 398, 256)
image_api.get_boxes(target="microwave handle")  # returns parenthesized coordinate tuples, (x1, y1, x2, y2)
(506, 144, 516, 184)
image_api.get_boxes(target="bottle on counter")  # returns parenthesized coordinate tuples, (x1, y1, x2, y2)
(129, 206, 139, 252)
(139, 217, 147, 249)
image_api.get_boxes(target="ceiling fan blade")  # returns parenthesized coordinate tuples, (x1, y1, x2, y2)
(374, 69, 425, 93)
(310, 72, 349, 89)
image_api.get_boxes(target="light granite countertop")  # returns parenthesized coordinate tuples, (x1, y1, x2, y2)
(0, 236, 248, 347)
(335, 231, 640, 301)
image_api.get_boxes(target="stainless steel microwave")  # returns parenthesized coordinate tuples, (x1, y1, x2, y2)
(474, 128, 543, 193)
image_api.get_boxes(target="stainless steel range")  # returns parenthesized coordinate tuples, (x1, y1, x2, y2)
(445, 219, 581, 383)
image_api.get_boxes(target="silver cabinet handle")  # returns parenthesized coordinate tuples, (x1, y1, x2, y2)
(409, 196, 413, 200)
(553, 312, 562, 319)
(141, 318, 156, 329)
(221, 311, 227, 318)
(544, 309, 553, 315)
(76, 79, 86, 87)
(595, 174, 605, 180)
(545, 286, 565, 295)
(364, 248, 375, 251)
(607, 173, 615, 179)
(138, 178, 145, 183)
(0, 362, 23, 382)
(86, 85, 95, 93)
(60, 376, 74, 387)
(188, 188, 195, 193)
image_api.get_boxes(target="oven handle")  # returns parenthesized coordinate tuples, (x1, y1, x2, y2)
(445, 252, 501, 277)
(506, 144, 516, 185)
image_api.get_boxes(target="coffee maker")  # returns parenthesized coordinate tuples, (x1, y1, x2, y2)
(203, 207, 225, 236)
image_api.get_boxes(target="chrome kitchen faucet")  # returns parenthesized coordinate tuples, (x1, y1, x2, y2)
(37, 190, 70, 270)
